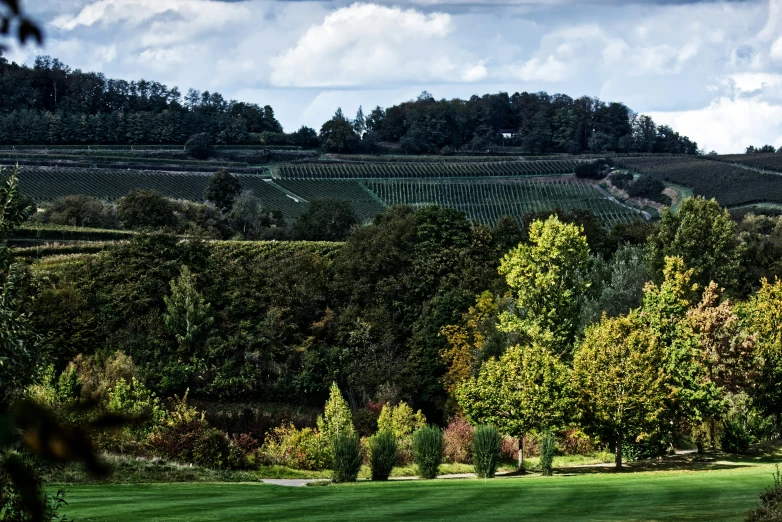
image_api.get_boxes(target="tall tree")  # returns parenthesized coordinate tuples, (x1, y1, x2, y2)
(456, 343, 571, 471)
(319, 108, 360, 153)
(498, 215, 590, 357)
(204, 169, 242, 213)
(163, 265, 214, 359)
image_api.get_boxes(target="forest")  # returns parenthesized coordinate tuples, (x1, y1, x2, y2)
(0, 54, 698, 155)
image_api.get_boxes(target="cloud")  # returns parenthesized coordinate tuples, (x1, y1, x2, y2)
(269, 3, 486, 87)
(650, 96, 782, 153)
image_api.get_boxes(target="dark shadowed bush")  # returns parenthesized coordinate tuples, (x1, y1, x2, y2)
(721, 416, 752, 454)
(539, 431, 556, 476)
(185, 132, 213, 159)
(471, 425, 501, 479)
(331, 434, 363, 483)
(412, 425, 443, 479)
(747, 466, 782, 521)
(370, 430, 397, 481)
(575, 160, 609, 180)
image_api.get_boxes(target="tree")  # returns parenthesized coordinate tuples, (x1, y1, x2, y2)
(204, 169, 242, 213)
(292, 198, 358, 241)
(456, 343, 571, 471)
(0, 0, 42, 51)
(498, 215, 590, 356)
(117, 189, 176, 230)
(185, 132, 213, 159)
(0, 166, 37, 406)
(686, 282, 758, 446)
(319, 109, 360, 153)
(229, 190, 261, 237)
(163, 265, 214, 359)
(316, 382, 355, 448)
(744, 278, 782, 433)
(647, 197, 740, 293)
(572, 312, 667, 469)
(353, 106, 366, 135)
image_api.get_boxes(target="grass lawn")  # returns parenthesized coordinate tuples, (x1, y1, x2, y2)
(57, 464, 776, 521)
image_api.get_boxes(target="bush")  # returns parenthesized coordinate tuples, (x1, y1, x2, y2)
(412, 425, 443, 479)
(610, 172, 634, 190)
(41, 194, 117, 228)
(623, 436, 668, 462)
(539, 431, 556, 476)
(369, 430, 397, 481)
(117, 189, 177, 230)
(377, 402, 426, 465)
(627, 175, 665, 199)
(472, 425, 501, 479)
(575, 160, 609, 180)
(185, 132, 213, 159)
(500, 435, 519, 461)
(721, 416, 752, 454)
(331, 434, 363, 483)
(747, 466, 782, 521)
(443, 417, 474, 464)
(258, 423, 330, 470)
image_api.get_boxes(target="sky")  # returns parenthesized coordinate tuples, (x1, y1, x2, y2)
(4, 0, 782, 153)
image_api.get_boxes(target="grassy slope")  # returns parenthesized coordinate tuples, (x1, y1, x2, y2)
(58, 464, 775, 521)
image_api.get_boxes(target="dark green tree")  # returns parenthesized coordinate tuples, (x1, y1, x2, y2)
(185, 132, 213, 159)
(319, 109, 360, 153)
(205, 170, 242, 213)
(292, 198, 358, 241)
(117, 189, 177, 230)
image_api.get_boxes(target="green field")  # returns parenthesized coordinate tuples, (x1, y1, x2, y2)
(56, 465, 775, 521)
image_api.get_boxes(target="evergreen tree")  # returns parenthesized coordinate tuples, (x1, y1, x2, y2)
(163, 265, 214, 358)
(316, 382, 355, 447)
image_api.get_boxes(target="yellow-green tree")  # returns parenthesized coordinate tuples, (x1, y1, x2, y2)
(456, 343, 571, 471)
(316, 382, 355, 448)
(743, 278, 782, 431)
(498, 216, 590, 357)
(376, 401, 426, 439)
(572, 312, 667, 469)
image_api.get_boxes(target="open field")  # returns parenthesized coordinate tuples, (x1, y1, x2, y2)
(55, 464, 776, 521)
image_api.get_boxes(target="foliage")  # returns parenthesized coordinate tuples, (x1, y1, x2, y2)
(163, 265, 213, 358)
(412, 426, 443, 479)
(539, 431, 556, 476)
(574, 160, 609, 180)
(292, 198, 358, 241)
(720, 416, 752, 454)
(627, 175, 665, 200)
(376, 402, 426, 439)
(369, 430, 397, 481)
(744, 278, 782, 426)
(498, 215, 590, 355)
(443, 417, 474, 464)
(185, 133, 213, 159)
(647, 196, 740, 292)
(440, 291, 506, 395)
(471, 425, 501, 479)
(117, 189, 177, 231)
(204, 170, 242, 213)
(40, 194, 117, 228)
(331, 434, 363, 483)
(572, 312, 667, 468)
(319, 109, 360, 153)
(316, 382, 355, 449)
(106, 377, 166, 428)
(746, 466, 782, 522)
(259, 423, 329, 471)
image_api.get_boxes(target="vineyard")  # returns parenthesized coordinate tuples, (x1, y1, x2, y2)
(276, 160, 582, 179)
(616, 156, 782, 207)
(274, 180, 386, 221)
(710, 154, 782, 174)
(364, 178, 641, 225)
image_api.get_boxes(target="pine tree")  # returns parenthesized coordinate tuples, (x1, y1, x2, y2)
(163, 265, 214, 359)
(353, 106, 366, 135)
(317, 382, 355, 447)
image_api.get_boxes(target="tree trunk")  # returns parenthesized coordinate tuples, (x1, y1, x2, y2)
(709, 419, 716, 449)
(517, 434, 525, 473)
(615, 436, 623, 470)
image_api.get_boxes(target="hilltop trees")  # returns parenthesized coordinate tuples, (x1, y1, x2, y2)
(319, 109, 360, 153)
(292, 198, 358, 241)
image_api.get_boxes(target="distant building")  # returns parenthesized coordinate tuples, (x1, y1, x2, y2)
(500, 129, 518, 139)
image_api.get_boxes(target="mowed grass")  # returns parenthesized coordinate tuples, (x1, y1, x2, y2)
(57, 464, 775, 521)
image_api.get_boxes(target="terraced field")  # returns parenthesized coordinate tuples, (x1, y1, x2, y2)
(277, 160, 582, 179)
(364, 178, 641, 225)
(616, 156, 782, 207)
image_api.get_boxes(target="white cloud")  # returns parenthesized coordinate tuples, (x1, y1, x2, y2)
(269, 3, 484, 88)
(650, 97, 782, 153)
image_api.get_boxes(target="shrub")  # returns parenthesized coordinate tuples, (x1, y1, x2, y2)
(610, 172, 634, 190)
(117, 189, 176, 230)
(41, 194, 117, 228)
(747, 466, 782, 521)
(412, 425, 443, 479)
(575, 160, 609, 180)
(369, 430, 397, 481)
(472, 425, 501, 479)
(721, 416, 752, 454)
(443, 417, 474, 464)
(559, 428, 596, 455)
(539, 431, 556, 476)
(623, 436, 668, 462)
(377, 402, 426, 465)
(316, 382, 355, 450)
(259, 423, 329, 470)
(627, 175, 665, 199)
(331, 434, 363, 483)
(185, 132, 213, 159)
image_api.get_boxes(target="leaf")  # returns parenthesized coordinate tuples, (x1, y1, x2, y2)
(2, 0, 21, 15)
(18, 18, 42, 44)
(3, 452, 44, 522)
